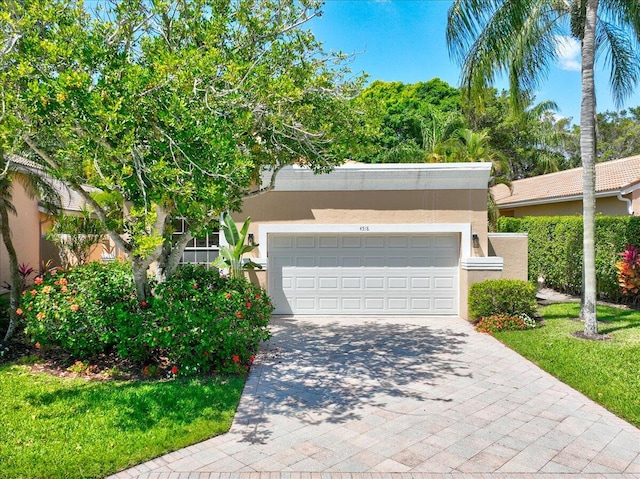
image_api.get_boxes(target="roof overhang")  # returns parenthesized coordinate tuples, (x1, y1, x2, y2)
(497, 189, 627, 209)
(262, 162, 492, 192)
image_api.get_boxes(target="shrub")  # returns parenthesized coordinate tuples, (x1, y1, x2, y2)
(21, 263, 273, 374)
(21, 261, 135, 357)
(468, 279, 537, 320)
(475, 313, 537, 334)
(497, 215, 640, 302)
(616, 244, 640, 304)
(146, 266, 273, 375)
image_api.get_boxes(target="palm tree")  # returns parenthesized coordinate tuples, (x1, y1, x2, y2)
(0, 149, 60, 342)
(447, 0, 640, 336)
(448, 128, 512, 230)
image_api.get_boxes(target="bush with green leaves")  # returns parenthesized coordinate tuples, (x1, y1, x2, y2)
(498, 215, 640, 302)
(21, 262, 273, 376)
(109, 266, 273, 375)
(21, 261, 135, 357)
(468, 279, 537, 320)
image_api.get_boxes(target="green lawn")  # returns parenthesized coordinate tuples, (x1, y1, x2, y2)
(495, 303, 640, 427)
(0, 365, 245, 479)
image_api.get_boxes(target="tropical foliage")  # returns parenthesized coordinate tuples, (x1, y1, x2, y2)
(447, 0, 640, 336)
(212, 213, 261, 279)
(0, 0, 362, 301)
(21, 263, 272, 375)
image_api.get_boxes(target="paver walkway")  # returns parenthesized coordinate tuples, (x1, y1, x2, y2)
(108, 316, 640, 479)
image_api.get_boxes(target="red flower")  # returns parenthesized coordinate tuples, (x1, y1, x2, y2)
(140, 301, 148, 308)
(34, 277, 43, 285)
(225, 292, 232, 300)
(30, 289, 37, 296)
(193, 283, 198, 289)
(246, 302, 252, 308)
(249, 354, 255, 364)
(15, 308, 23, 316)
(236, 311, 244, 319)
(171, 366, 179, 375)
(254, 294, 260, 299)
(232, 355, 240, 363)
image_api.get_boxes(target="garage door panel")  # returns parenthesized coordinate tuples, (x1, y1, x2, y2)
(343, 297, 364, 310)
(318, 236, 339, 248)
(363, 297, 384, 310)
(318, 256, 338, 267)
(364, 236, 385, 248)
(364, 256, 385, 267)
(365, 277, 385, 289)
(342, 277, 362, 289)
(342, 237, 362, 248)
(269, 233, 459, 315)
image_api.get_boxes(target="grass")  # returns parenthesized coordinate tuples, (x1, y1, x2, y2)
(0, 365, 245, 479)
(494, 303, 640, 427)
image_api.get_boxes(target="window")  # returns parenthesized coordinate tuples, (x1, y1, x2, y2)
(172, 218, 220, 267)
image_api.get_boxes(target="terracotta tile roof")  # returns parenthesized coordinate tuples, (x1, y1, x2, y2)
(493, 155, 640, 206)
(5, 154, 94, 212)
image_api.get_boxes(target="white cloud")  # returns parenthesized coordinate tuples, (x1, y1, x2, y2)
(555, 35, 581, 71)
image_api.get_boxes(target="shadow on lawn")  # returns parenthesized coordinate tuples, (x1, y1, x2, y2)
(235, 317, 470, 444)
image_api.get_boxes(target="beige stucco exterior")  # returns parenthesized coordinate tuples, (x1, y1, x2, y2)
(239, 189, 490, 254)
(234, 164, 527, 320)
(0, 182, 42, 289)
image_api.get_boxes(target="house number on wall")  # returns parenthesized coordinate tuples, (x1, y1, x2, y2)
(359, 226, 370, 232)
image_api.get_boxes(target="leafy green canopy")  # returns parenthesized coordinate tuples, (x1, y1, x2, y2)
(0, 0, 361, 297)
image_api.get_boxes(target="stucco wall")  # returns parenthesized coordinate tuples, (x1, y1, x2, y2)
(239, 189, 489, 254)
(0, 182, 42, 289)
(488, 233, 528, 281)
(502, 196, 629, 217)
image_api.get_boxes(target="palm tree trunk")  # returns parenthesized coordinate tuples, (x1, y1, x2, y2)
(0, 203, 23, 342)
(580, 0, 599, 335)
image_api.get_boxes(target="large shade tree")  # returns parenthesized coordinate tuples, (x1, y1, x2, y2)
(1, 0, 360, 301)
(447, 0, 640, 335)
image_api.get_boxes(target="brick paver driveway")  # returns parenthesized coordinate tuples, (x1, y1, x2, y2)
(109, 316, 640, 479)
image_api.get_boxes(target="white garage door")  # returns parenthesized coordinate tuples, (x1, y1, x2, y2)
(268, 233, 459, 315)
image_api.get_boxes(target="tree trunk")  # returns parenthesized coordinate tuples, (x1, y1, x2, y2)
(155, 229, 193, 283)
(580, 0, 599, 335)
(132, 256, 150, 302)
(0, 202, 23, 342)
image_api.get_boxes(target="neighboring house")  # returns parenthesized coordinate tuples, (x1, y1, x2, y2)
(0, 156, 108, 289)
(233, 162, 528, 319)
(492, 155, 640, 217)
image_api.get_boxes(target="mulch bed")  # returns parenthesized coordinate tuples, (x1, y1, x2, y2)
(0, 336, 166, 381)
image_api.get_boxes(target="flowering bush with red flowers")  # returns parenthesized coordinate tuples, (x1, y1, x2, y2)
(21, 263, 272, 375)
(21, 261, 135, 357)
(105, 265, 272, 375)
(475, 313, 537, 335)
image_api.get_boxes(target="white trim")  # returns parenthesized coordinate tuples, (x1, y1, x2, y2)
(488, 233, 528, 238)
(497, 190, 625, 209)
(258, 223, 473, 259)
(461, 257, 504, 271)
(261, 163, 492, 192)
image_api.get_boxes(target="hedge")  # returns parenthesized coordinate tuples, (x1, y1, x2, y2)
(497, 215, 640, 302)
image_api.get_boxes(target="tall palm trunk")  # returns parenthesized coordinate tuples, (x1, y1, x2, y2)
(580, 0, 599, 335)
(0, 201, 23, 341)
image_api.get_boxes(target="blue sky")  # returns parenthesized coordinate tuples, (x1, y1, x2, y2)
(309, 0, 640, 124)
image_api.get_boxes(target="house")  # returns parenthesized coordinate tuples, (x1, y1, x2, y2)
(0, 155, 107, 289)
(233, 162, 528, 319)
(492, 155, 640, 217)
